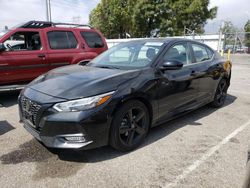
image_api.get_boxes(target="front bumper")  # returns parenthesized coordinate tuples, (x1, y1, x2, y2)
(23, 120, 93, 149)
(19, 88, 114, 150)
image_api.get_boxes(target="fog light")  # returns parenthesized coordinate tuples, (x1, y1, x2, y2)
(64, 136, 86, 143)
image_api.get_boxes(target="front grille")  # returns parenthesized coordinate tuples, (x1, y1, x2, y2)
(20, 96, 41, 126)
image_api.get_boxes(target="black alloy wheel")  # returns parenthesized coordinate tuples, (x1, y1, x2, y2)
(110, 100, 150, 151)
(211, 79, 228, 107)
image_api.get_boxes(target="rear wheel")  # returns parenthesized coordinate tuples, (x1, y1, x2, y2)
(210, 79, 228, 108)
(110, 100, 150, 151)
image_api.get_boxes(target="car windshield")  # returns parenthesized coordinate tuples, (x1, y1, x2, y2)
(88, 41, 164, 69)
(0, 30, 8, 38)
(0, 23, 26, 38)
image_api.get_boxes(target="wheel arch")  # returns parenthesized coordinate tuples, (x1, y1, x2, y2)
(108, 96, 154, 150)
(77, 59, 92, 65)
(111, 96, 154, 127)
(71, 52, 98, 64)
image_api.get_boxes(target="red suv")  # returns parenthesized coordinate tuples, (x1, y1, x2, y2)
(0, 21, 108, 90)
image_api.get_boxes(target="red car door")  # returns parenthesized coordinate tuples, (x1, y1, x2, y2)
(0, 29, 50, 85)
(45, 29, 81, 68)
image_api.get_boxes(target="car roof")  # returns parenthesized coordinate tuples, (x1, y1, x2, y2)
(17, 21, 94, 30)
(123, 38, 211, 49)
(124, 38, 197, 43)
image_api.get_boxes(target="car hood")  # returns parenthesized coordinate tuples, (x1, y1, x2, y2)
(28, 65, 141, 100)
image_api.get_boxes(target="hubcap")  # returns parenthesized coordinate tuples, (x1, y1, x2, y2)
(119, 107, 147, 146)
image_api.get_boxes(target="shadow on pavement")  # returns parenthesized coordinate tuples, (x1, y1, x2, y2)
(0, 139, 85, 179)
(0, 121, 15, 135)
(0, 90, 21, 107)
(0, 94, 237, 168)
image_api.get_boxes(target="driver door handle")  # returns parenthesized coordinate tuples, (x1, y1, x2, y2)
(38, 54, 45, 58)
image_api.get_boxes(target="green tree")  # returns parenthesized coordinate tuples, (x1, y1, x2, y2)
(221, 21, 237, 34)
(244, 20, 250, 53)
(169, 0, 217, 35)
(132, 0, 173, 37)
(222, 21, 241, 47)
(89, 0, 217, 38)
(89, 0, 135, 38)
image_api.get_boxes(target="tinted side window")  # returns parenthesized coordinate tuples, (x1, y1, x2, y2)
(206, 48, 214, 59)
(47, 31, 77, 49)
(191, 43, 210, 62)
(3, 32, 42, 51)
(80, 31, 104, 48)
(164, 43, 191, 65)
(67, 32, 78, 48)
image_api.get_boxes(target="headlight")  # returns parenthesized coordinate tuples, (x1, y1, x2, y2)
(53, 91, 115, 112)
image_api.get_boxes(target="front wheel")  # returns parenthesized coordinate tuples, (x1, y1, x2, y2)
(110, 100, 150, 152)
(210, 79, 228, 108)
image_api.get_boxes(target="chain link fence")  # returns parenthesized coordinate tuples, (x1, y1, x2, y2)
(224, 32, 250, 54)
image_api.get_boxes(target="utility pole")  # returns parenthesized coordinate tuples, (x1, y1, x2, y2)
(46, 0, 52, 22)
(218, 21, 224, 52)
(233, 31, 238, 54)
(183, 26, 186, 38)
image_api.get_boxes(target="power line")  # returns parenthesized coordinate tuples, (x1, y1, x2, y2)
(45, 0, 86, 22)
(51, 0, 88, 10)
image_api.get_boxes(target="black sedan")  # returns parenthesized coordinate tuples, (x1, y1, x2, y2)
(18, 39, 232, 151)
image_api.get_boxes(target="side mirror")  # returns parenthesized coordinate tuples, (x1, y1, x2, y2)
(160, 60, 183, 71)
(0, 43, 6, 52)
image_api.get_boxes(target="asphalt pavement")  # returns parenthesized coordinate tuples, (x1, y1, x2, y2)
(0, 54, 250, 188)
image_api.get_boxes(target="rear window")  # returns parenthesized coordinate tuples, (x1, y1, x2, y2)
(80, 31, 104, 48)
(47, 31, 77, 49)
(191, 43, 211, 62)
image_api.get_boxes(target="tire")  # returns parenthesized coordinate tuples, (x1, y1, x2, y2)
(110, 100, 150, 152)
(210, 79, 228, 108)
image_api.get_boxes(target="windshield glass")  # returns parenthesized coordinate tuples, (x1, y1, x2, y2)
(0, 30, 8, 38)
(0, 23, 26, 38)
(88, 41, 164, 69)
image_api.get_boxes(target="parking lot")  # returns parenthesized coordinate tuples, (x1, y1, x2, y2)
(0, 54, 250, 188)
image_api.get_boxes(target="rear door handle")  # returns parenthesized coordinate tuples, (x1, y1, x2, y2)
(38, 54, 46, 58)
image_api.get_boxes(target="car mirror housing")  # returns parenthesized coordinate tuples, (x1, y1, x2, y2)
(0, 43, 6, 52)
(160, 60, 183, 71)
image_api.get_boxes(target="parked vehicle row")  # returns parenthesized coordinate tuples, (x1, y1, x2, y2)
(0, 21, 108, 90)
(18, 38, 232, 151)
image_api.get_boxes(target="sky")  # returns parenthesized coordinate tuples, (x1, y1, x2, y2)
(0, 0, 99, 29)
(0, 0, 249, 34)
(205, 0, 250, 33)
